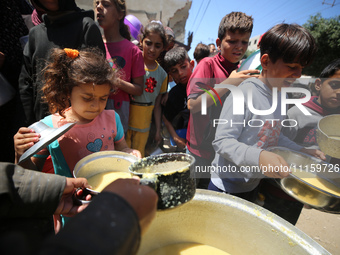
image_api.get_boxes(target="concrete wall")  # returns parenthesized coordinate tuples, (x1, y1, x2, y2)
(248, 34, 261, 52)
(75, 0, 191, 43)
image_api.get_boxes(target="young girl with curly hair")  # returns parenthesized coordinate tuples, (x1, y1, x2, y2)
(14, 47, 140, 176)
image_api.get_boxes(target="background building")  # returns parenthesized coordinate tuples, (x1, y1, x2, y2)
(76, 0, 192, 44)
(247, 34, 261, 52)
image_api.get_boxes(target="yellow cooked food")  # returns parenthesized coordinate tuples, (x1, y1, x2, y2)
(87, 171, 132, 192)
(293, 170, 340, 196)
(146, 243, 231, 255)
(138, 161, 190, 174)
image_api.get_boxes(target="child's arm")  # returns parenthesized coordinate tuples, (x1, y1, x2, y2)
(14, 127, 46, 170)
(278, 132, 326, 160)
(162, 114, 186, 150)
(115, 139, 142, 158)
(300, 148, 326, 160)
(153, 94, 163, 145)
(259, 150, 291, 178)
(188, 69, 260, 113)
(116, 76, 144, 96)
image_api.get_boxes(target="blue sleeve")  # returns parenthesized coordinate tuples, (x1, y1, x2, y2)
(114, 112, 124, 142)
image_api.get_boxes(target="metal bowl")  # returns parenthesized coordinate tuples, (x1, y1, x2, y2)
(73, 151, 138, 193)
(317, 114, 340, 159)
(137, 190, 330, 255)
(268, 146, 340, 213)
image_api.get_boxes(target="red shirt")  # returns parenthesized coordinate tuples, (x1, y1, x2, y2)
(186, 53, 238, 159)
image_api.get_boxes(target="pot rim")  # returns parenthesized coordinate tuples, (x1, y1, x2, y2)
(317, 114, 340, 139)
(129, 152, 195, 176)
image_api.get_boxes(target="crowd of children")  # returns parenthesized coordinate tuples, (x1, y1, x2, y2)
(2, 0, 340, 249)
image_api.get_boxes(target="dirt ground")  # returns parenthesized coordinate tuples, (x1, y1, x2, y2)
(295, 208, 340, 254)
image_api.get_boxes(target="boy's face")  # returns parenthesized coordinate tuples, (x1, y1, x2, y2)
(216, 30, 250, 64)
(315, 70, 340, 109)
(260, 54, 303, 90)
(168, 59, 194, 86)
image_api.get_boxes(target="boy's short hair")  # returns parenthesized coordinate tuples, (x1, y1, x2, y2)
(218, 12, 253, 40)
(164, 47, 190, 71)
(320, 58, 340, 78)
(260, 23, 317, 67)
(193, 43, 210, 63)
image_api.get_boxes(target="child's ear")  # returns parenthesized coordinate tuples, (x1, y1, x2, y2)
(189, 59, 195, 70)
(314, 78, 322, 92)
(216, 38, 221, 51)
(260, 54, 270, 69)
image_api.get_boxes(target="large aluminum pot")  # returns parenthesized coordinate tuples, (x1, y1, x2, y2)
(138, 190, 330, 255)
(317, 114, 340, 159)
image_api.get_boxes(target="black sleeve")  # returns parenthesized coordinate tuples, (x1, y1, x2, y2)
(40, 192, 141, 255)
(18, 39, 35, 125)
(0, 163, 65, 218)
(82, 16, 106, 56)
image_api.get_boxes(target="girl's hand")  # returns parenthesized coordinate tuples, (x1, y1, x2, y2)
(122, 147, 142, 158)
(14, 127, 40, 159)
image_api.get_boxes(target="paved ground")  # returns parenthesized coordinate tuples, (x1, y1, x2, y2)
(295, 208, 340, 254)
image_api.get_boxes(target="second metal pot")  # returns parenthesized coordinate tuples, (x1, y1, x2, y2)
(129, 153, 196, 210)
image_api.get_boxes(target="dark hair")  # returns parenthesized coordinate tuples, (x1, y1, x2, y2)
(164, 47, 190, 71)
(42, 47, 116, 118)
(30, 0, 80, 12)
(218, 12, 253, 40)
(260, 23, 317, 66)
(140, 22, 168, 49)
(193, 43, 210, 63)
(320, 58, 340, 78)
(110, 0, 131, 40)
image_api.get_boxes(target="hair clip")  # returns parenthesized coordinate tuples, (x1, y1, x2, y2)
(64, 48, 79, 59)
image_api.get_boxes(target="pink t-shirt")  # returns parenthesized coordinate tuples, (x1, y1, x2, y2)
(105, 39, 145, 131)
(39, 110, 124, 174)
(186, 53, 238, 159)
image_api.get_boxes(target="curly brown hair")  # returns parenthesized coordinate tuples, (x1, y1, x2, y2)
(42, 47, 116, 118)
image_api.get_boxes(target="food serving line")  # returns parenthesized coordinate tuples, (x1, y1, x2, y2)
(22, 113, 340, 254)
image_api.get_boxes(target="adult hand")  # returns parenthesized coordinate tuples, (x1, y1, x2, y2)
(54, 177, 91, 216)
(102, 178, 158, 235)
(259, 150, 291, 178)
